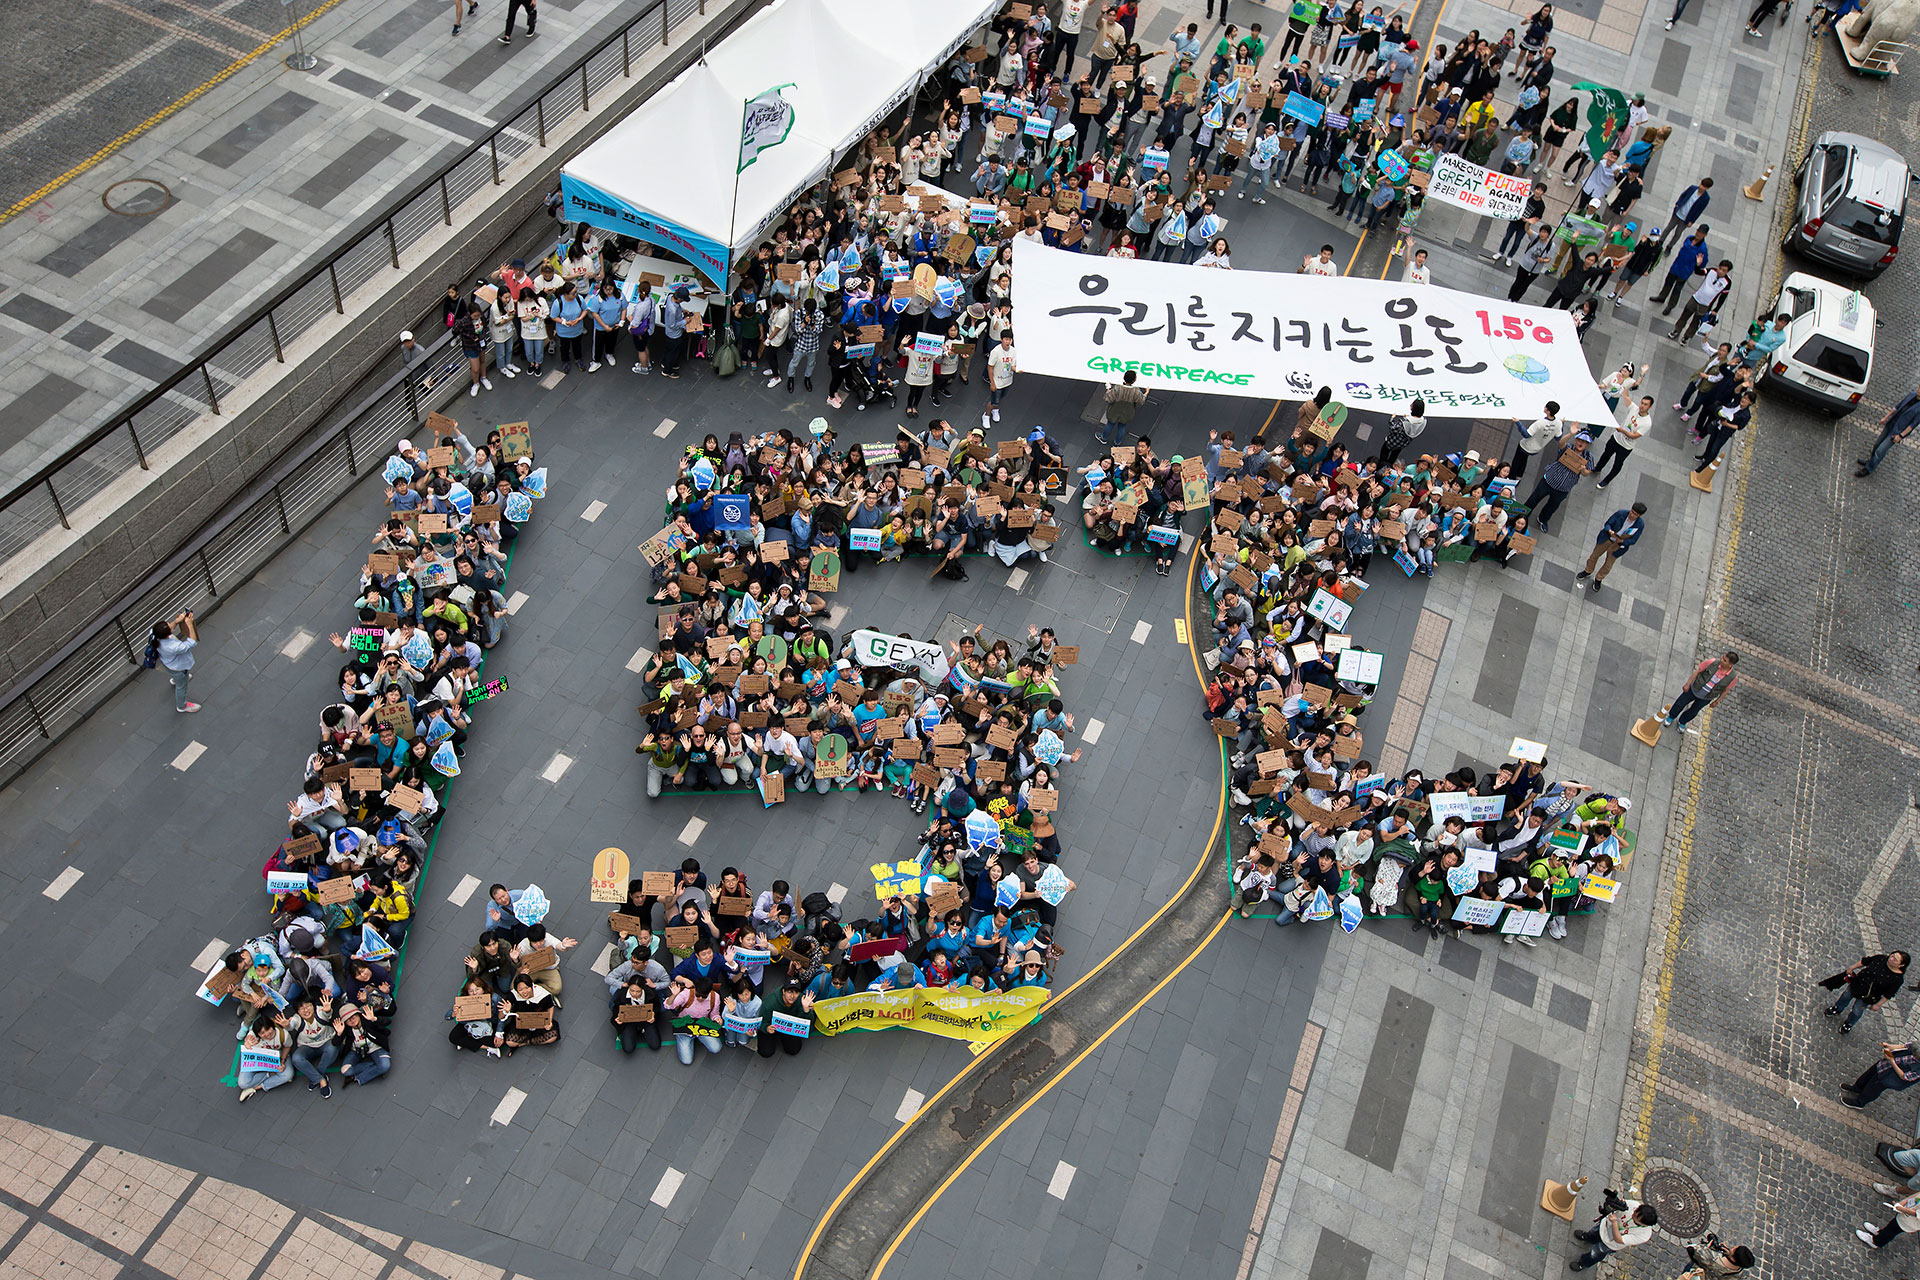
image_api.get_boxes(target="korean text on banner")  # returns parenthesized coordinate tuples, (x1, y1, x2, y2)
(812, 986, 1049, 1042)
(1008, 241, 1615, 423)
(1424, 153, 1533, 221)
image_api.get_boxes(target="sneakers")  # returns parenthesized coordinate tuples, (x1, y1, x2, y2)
(498, 33, 511, 43)
(767, 376, 782, 388)
(480, 377, 493, 391)
(1576, 569, 1591, 581)
(587, 361, 600, 373)
(1664, 16, 1674, 26)
(502, 367, 516, 378)
(1230, 788, 1252, 806)
(982, 412, 992, 429)
(991, 407, 1001, 421)
(1857, 1229, 1880, 1247)
(1252, 197, 1268, 205)
(319, 1082, 332, 1098)
(238, 1086, 260, 1103)
(1236, 190, 1245, 199)
(1595, 481, 1608, 489)
(468, 383, 479, 397)
(178, 702, 201, 713)
(633, 362, 644, 373)
(1547, 915, 1567, 939)
(1589, 579, 1603, 593)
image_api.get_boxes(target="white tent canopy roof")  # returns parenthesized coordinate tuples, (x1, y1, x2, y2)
(561, 0, 994, 284)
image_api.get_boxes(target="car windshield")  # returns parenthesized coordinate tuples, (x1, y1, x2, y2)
(1793, 335, 1870, 384)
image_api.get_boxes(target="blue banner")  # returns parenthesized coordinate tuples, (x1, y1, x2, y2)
(1282, 92, 1325, 126)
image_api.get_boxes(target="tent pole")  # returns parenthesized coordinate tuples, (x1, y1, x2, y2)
(725, 97, 746, 294)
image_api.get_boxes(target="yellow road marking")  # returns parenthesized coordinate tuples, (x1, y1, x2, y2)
(792, 532, 1228, 1280)
(1174, 617, 1189, 644)
(0, 0, 346, 227)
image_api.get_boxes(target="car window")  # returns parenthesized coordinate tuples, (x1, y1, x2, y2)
(1821, 144, 1850, 204)
(1793, 335, 1870, 384)
(1828, 197, 1901, 242)
(1783, 287, 1817, 321)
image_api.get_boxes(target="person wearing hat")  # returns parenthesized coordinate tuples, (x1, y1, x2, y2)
(757, 980, 816, 1057)
(1606, 225, 1663, 306)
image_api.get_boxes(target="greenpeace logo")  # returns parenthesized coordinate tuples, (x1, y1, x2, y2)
(1086, 356, 1255, 386)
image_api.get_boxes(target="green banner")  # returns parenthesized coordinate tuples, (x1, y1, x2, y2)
(1572, 81, 1629, 163)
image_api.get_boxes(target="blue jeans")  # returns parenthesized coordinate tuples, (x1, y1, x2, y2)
(292, 1043, 340, 1085)
(1887, 1147, 1920, 1189)
(1664, 687, 1713, 728)
(238, 1065, 293, 1092)
(342, 1049, 390, 1084)
(1863, 421, 1907, 473)
(1572, 1238, 1616, 1269)
(167, 666, 192, 710)
(675, 1030, 723, 1064)
(1829, 990, 1874, 1028)
(523, 336, 545, 367)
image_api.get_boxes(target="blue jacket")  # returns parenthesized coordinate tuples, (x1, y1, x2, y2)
(1672, 184, 1711, 225)
(1665, 237, 1710, 281)
(1597, 508, 1645, 551)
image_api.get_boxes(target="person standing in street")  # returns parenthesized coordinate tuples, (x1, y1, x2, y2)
(1818, 951, 1908, 1034)
(1508, 400, 1562, 483)
(1507, 223, 1557, 301)
(1595, 393, 1652, 487)
(1667, 260, 1731, 340)
(1099, 369, 1146, 445)
(499, 0, 536, 43)
(451, 0, 475, 36)
(154, 610, 201, 713)
(1658, 651, 1737, 733)
(1521, 422, 1592, 532)
(1857, 1191, 1920, 1251)
(1873, 1140, 1920, 1193)
(1693, 389, 1752, 473)
(1677, 1237, 1755, 1277)
(1569, 1197, 1658, 1272)
(1577, 502, 1647, 591)
(1857, 383, 1920, 477)
(1653, 226, 1711, 311)
(1842, 1040, 1920, 1107)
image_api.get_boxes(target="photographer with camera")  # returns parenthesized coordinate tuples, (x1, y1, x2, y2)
(1569, 1188, 1658, 1272)
(1678, 1232, 1753, 1277)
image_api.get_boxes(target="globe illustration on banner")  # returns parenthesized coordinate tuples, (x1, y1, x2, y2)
(1503, 353, 1551, 384)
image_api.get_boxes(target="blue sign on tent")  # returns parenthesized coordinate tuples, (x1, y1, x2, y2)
(1282, 92, 1324, 126)
(712, 494, 751, 531)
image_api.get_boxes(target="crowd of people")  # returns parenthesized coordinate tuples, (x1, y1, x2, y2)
(1193, 405, 1630, 940)
(200, 420, 545, 1102)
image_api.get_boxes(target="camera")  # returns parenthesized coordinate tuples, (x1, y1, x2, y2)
(1599, 1188, 1629, 1215)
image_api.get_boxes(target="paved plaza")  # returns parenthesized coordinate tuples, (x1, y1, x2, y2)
(0, 0, 1916, 1278)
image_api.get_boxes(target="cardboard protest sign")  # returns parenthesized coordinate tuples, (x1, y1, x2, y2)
(616, 1003, 655, 1023)
(499, 422, 533, 460)
(453, 994, 494, 1021)
(809, 550, 841, 593)
(388, 785, 424, 813)
(665, 925, 699, 949)
(515, 1008, 555, 1031)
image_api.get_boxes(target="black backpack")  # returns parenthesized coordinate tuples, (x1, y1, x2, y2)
(141, 637, 160, 670)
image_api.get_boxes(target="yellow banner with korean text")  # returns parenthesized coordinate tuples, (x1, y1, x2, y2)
(812, 986, 1048, 1042)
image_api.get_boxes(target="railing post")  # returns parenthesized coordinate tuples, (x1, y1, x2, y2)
(536, 97, 547, 147)
(46, 479, 68, 529)
(267, 310, 285, 362)
(440, 176, 453, 226)
(274, 485, 291, 535)
(622, 27, 631, 76)
(582, 63, 591, 112)
(403, 371, 420, 422)
(197, 549, 218, 597)
(21, 691, 50, 740)
(112, 617, 137, 664)
(490, 135, 502, 185)
(202, 365, 221, 415)
(127, 419, 149, 471)
(329, 263, 345, 314)
(385, 219, 401, 269)
(344, 425, 359, 476)
(661, 1, 669, 44)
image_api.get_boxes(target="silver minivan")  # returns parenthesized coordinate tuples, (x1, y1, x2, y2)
(1785, 131, 1909, 278)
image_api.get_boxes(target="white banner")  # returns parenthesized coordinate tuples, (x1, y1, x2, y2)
(850, 629, 950, 685)
(1009, 241, 1613, 423)
(1427, 793, 1508, 823)
(1424, 153, 1533, 221)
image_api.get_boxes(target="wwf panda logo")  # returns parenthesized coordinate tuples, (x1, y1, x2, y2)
(1286, 371, 1315, 392)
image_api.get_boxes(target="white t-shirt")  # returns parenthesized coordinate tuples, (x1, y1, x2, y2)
(988, 345, 1017, 390)
(1302, 256, 1338, 277)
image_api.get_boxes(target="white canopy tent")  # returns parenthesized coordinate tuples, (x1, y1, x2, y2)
(561, 0, 994, 285)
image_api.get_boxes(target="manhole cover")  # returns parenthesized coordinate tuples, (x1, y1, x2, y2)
(1641, 1161, 1715, 1242)
(102, 178, 173, 217)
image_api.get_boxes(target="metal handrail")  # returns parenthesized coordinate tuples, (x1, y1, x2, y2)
(0, 0, 749, 786)
(0, 0, 702, 565)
